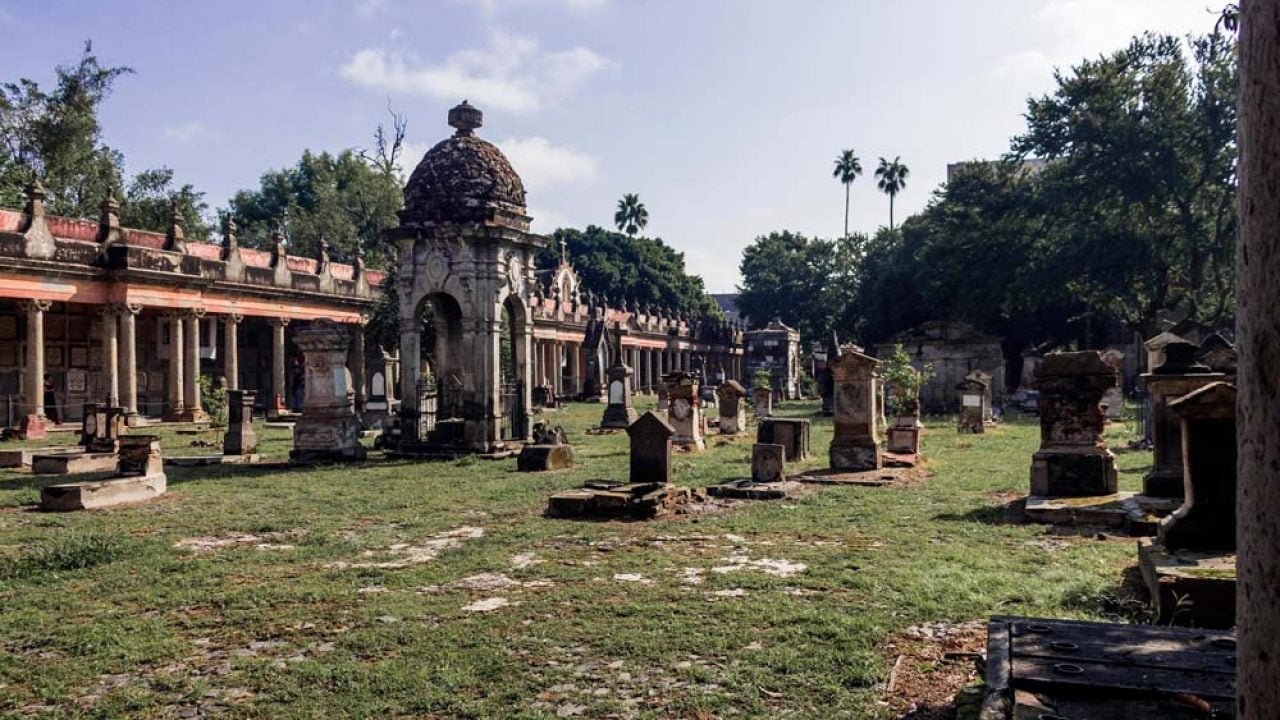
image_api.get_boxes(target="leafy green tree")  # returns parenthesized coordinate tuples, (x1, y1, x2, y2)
(120, 167, 210, 239)
(613, 193, 648, 236)
(736, 230, 862, 341)
(534, 225, 720, 318)
(874, 156, 909, 230)
(832, 149, 863, 237)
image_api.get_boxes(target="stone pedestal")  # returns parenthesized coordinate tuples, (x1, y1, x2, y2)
(752, 442, 786, 483)
(290, 320, 366, 463)
(957, 378, 987, 433)
(829, 349, 881, 471)
(757, 417, 811, 462)
(223, 389, 259, 455)
(716, 380, 747, 435)
(665, 372, 704, 450)
(41, 435, 166, 511)
(887, 424, 920, 455)
(1141, 340, 1225, 498)
(1028, 351, 1118, 497)
(600, 362, 639, 429)
(751, 387, 772, 418)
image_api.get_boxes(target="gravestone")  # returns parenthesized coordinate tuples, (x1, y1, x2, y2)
(665, 371, 705, 450)
(820, 331, 840, 416)
(655, 381, 670, 412)
(957, 377, 987, 434)
(1100, 350, 1126, 420)
(1029, 351, 1117, 497)
(751, 386, 773, 418)
(1141, 340, 1224, 497)
(82, 404, 125, 454)
(117, 434, 165, 477)
(290, 320, 366, 462)
(600, 361, 638, 429)
(627, 410, 675, 484)
(887, 370, 922, 455)
(1197, 333, 1237, 375)
(518, 421, 574, 472)
(757, 417, 811, 462)
(716, 380, 747, 435)
(752, 443, 786, 483)
(965, 369, 994, 423)
(829, 349, 881, 471)
(223, 389, 259, 455)
(1158, 382, 1237, 551)
(41, 434, 166, 511)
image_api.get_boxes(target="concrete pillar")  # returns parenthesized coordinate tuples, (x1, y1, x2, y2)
(99, 306, 119, 407)
(183, 310, 205, 420)
(19, 299, 50, 436)
(270, 318, 290, 415)
(165, 313, 185, 420)
(569, 342, 581, 395)
(118, 304, 140, 422)
(223, 314, 241, 391)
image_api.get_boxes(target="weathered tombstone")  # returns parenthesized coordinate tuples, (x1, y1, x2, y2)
(1158, 382, 1237, 551)
(1029, 351, 1117, 497)
(223, 389, 258, 455)
(757, 417, 811, 462)
(966, 369, 995, 423)
(517, 421, 574, 472)
(80, 404, 124, 454)
(665, 371, 705, 450)
(957, 377, 987, 434)
(716, 380, 747, 435)
(627, 410, 674, 484)
(116, 434, 165, 478)
(1197, 333, 1237, 375)
(290, 320, 366, 462)
(1144, 331, 1187, 374)
(1100, 349, 1126, 420)
(829, 349, 881, 471)
(751, 386, 773, 418)
(820, 331, 840, 416)
(41, 434, 166, 511)
(752, 443, 786, 483)
(1141, 340, 1224, 497)
(600, 362, 638, 429)
(79, 402, 101, 447)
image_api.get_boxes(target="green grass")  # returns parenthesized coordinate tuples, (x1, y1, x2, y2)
(0, 401, 1153, 719)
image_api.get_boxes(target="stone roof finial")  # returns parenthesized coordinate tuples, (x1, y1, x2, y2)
(22, 176, 45, 222)
(96, 189, 123, 245)
(164, 199, 186, 253)
(222, 214, 238, 249)
(353, 244, 366, 279)
(448, 100, 483, 136)
(316, 234, 331, 274)
(19, 175, 55, 259)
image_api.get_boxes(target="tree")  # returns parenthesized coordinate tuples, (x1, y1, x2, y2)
(832, 149, 863, 237)
(534, 225, 721, 318)
(736, 230, 862, 341)
(613, 193, 648, 236)
(120, 167, 210, 239)
(874, 156, 909, 230)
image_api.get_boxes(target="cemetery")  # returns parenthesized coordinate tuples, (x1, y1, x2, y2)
(1, 4, 1278, 718)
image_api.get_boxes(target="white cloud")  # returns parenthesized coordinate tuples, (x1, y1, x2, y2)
(355, 0, 388, 17)
(163, 122, 209, 142)
(339, 31, 612, 114)
(527, 205, 572, 234)
(495, 136, 597, 186)
(469, 0, 606, 15)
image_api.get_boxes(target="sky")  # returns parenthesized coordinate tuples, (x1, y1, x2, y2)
(0, 0, 1225, 292)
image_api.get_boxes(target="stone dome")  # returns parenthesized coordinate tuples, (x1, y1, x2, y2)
(400, 101, 527, 225)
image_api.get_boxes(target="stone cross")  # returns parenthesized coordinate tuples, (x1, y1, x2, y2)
(1158, 381, 1237, 552)
(828, 348, 881, 471)
(1029, 351, 1117, 497)
(627, 411, 675, 484)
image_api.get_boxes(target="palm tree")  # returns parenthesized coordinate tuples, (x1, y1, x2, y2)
(831, 149, 862, 237)
(874, 156, 909, 230)
(614, 193, 649, 236)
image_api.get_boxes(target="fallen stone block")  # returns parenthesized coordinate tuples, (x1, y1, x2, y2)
(40, 473, 167, 511)
(516, 444, 574, 472)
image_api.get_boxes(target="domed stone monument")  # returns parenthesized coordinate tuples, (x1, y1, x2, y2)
(385, 102, 546, 456)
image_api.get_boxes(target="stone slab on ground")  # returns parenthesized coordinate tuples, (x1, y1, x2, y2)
(1137, 538, 1236, 629)
(1024, 493, 1180, 533)
(983, 615, 1234, 719)
(707, 479, 802, 500)
(40, 473, 167, 511)
(516, 444, 574, 472)
(174, 427, 213, 436)
(0, 445, 81, 468)
(882, 451, 919, 468)
(547, 481, 692, 520)
(164, 454, 263, 467)
(794, 467, 920, 487)
(30, 451, 117, 476)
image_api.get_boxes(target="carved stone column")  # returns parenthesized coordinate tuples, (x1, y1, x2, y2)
(351, 320, 367, 417)
(117, 304, 141, 424)
(98, 306, 119, 407)
(270, 318, 290, 416)
(182, 309, 207, 421)
(163, 312, 185, 421)
(223, 314, 242, 391)
(18, 299, 51, 438)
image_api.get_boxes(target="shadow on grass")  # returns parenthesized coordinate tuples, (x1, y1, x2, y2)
(933, 497, 1027, 526)
(1060, 565, 1154, 624)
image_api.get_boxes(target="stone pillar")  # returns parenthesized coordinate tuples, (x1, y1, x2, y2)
(290, 319, 365, 462)
(118, 304, 140, 423)
(829, 349, 881, 471)
(551, 341, 563, 397)
(182, 310, 206, 421)
(18, 299, 50, 437)
(569, 342, 581, 396)
(164, 313, 185, 421)
(270, 318, 290, 416)
(98, 306, 119, 407)
(1238, 3, 1280, 709)
(351, 321, 367, 416)
(398, 324, 421, 444)
(223, 314, 242, 391)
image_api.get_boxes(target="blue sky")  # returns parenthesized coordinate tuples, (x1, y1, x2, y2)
(0, 0, 1222, 291)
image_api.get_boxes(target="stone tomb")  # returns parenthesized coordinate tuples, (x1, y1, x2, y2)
(600, 358, 639, 429)
(1138, 381, 1237, 627)
(707, 442, 799, 500)
(1141, 340, 1225, 498)
(1028, 351, 1118, 497)
(665, 372, 705, 451)
(31, 403, 125, 475)
(956, 376, 987, 434)
(829, 349, 881, 471)
(517, 421, 574, 472)
(41, 435, 167, 511)
(547, 411, 691, 519)
(751, 386, 772, 418)
(757, 417, 811, 463)
(716, 380, 747, 435)
(290, 320, 366, 463)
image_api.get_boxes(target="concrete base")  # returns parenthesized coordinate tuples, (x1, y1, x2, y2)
(707, 479, 801, 500)
(164, 454, 263, 467)
(1029, 446, 1118, 496)
(1023, 493, 1181, 533)
(886, 425, 920, 455)
(795, 468, 904, 487)
(600, 406, 639, 429)
(516, 444, 574, 472)
(0, 445, 81, 468)
(40, 473, 167, 511)
(1137, 538, 1236, 628)
(31, 451, 117, 476)
(829, 442, 881, 472)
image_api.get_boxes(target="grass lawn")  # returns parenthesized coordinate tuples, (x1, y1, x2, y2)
(0, 400, 1153, 719)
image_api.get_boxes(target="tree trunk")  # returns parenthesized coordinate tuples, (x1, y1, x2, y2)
(1238, 2, 1280, 716)
(889, 194, 895, 231)
(844, 184, 850, 237)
